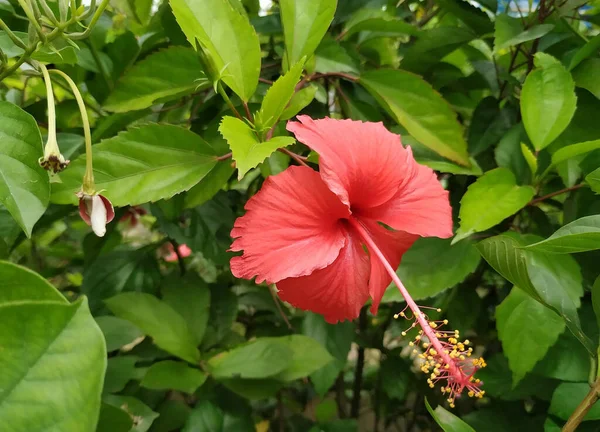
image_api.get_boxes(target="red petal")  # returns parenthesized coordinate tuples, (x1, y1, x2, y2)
(276, 226, 370, 323)
(99, 195, 115, 223)
(357, 148, 453, 238)
(287, 116, 410, 209)
(79, 198, 91, 226)
(357, 218, 418, 315)
(230, 166, 350, 284)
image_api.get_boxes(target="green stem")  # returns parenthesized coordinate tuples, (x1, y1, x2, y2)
(216, 82, 244, 121)
(38, 0, 60, 26)
(67, 0, 110, 39)
(0, 18, 27, 49)
(38, 64, 57, 146)
(563, 379, 600, 432)
(16, 0, 46, 42)
(49, 69, 95, 193)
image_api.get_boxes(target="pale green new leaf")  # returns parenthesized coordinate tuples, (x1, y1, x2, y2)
(219, 116, 295, 179)
(255, 59, 305, 132)
(494, 14, 553, 52)
(281, 85, 317, 120)
(360, 69, 470, 166)
(272, 335, 333, 381)
(105, 292, 201, 364)
(104, 46, 209, 112)
(280, 0, 337, 66)
(169, 0, 261, 101)
(425, 399, 475, 432)
(51, 124, 218, 206)
(455, 168, 534, 242)
(520, 143, 537, 176)
(0, 261, 106, 432)
(521, 53, 577, 150)
(0, 102, 49, 237)
(522, 215, 600, 253)
(496, 288, 565, 385)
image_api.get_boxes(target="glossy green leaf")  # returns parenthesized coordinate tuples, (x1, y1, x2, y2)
(425, 398, 476, 432)
(521, 53, 577, 151)
(0, 101, 49, 237)
(104, 396, 159, 432)
(161, 274, 211, 345)
(51, 124, 218, 206)
(455, 168, 535, 242)
(551, 140, 600, 166)
(95, 315, 144, 352)
(494, 14, 553, 52)
(219, 116, 295, 179)
(467, 97, 516, 155)
(184, 160, 235, 208)
(385, 237, 481, 301)
(0, 262, 106, 431)
(521, 143, 538, 177)
(273, 335, 334, 381)
(281, 85, 318, 120)
(360, 69, 470, 165)
(169, 0, 261, 101)
(105, 292, 201, 364)
(96, 403, 134, 432)
(315, 38, 358, 74)
(207, 338, 293, 379)
(104, 46, 208, 112)
(534, 330, 589, 382)
(586, 167, 600, 193)
(182, 400, 254, 432)
(549, 383, 600, 421)
(496, 288, 565, 385)
(255, 59, 305, 132)
(342, 8, 417, 39)
(141, 360, 207, 393)
(568, 34, 600, 71)
(572, 58, 600, 99)
(104, 356, 139, 394)
(434, 0, 492, 35)
(522, 215, 600, 253)
(280, 0, 337, 66)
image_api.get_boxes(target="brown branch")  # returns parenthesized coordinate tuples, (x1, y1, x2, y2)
(216, 152, 232, 161)
(528, 184, 584, 206)
(278, 148, 309, 167)
(259, 77, 274, 84)
(563, 379, 600, 431)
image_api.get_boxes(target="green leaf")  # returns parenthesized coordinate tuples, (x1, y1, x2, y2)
(219, 116, 295, 179)
(207, 338, 293, 379)
(360, 69, 469, 166)
(104, 396, 159, 432)
(496, 288, 565, 385)
(314, 38, 358, 74)
(521, 143, 538, 177)
(141, 360, 207, 393)
(104, 46, 208, 112)
(433, 0, 492, 35)
(342, 9, 417, 39)
(467, 96, 516, 155)
(169, 0, 261, 101)
(572, 58, 600, 100)
(494, 14, 553, 52)
(385, 237, 481, 301)
(221, 377, 284, 400)
(280, 0, 337, 66)
(0, 101, 49, 237)
(455, 168, 535, 242)
(161, 274, 211, 345)
(184, 160, 235, 208)
(586, 167, 600, 193)
(104, 356, 139, 394)
(183, 400, 254, 432)
(534, 330, 590, 382)
(425, 398, 476, 432)
(551, 140, 600, 166)
(51, 124, 218, 206)
(593, 276, 600, 337)
(0, 32, 77, 64)
(522, 215, 600, 253)
(521, 53, 577, 151)
(550, 383, 600, 421)
(477, 233, 594, 355)
(568, 34, 600, 71)
(495, 124, 530, 184)
(0, 262, 106, 431)
(95, 315, 144, 352)
(96, 403, 134, 432)
(255, 59, 305, 132)
(273, 335, 334, 381)
(281, 85, 318, 120)
(105, 292, 201, 364)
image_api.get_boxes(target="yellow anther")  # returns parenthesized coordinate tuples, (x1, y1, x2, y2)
(393, 314, 399, 319)
(422, 342, 429, 348)
(429, 322, 438, 328)
(429, 348, 437, 355)
(464, 339, 470, 345)
(468, 391, 474, 397)
(401, 331, 407, 336)
(443, 319, 448, 325)
(400, 312, 406, 317)
(436, 308, 442, 312)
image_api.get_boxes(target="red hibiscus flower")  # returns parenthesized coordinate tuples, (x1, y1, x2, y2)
(229, 116, 485, 406)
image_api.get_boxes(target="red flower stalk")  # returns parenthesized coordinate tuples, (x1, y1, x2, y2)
(229, 116, 485, 404)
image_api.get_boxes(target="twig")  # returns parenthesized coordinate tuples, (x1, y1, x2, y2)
(216, 152, 232, 161)
(269, 285, 293, 330)
(242, 101, 253, 121)
(278, 148, 309, 167)
(528, 184, 584, 206)
(259, 77, 274, 84)
(563, 379, 600, 431)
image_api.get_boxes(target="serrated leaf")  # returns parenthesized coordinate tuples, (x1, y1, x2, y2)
(494, 14, 553, 52)
(425, 398, 476, 432)
(207, 338, 293, 379)
(169, 0, 261, 101)
(141, 360, 207, 393)
(219, 116, 295, 179)
(522, 215, 600, 253)
(255, 59, 305, 132)
(455, 168, 535, 242)
(0, 262, 106, 431)
(0, 102, 49, 237)
(105, 292, 201, 364)
(551, 140, 600, 166)
(104, 46, 208, 112)
(521, 53, 577, 151)
(360, 69, 470, 165)
(496, 288, 565, 385)
(51, 124, 218, 206)
(280, 0, 337, 66)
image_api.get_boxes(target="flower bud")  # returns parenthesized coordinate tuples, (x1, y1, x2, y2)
(39, 136, 69, 174)
(78, 192, 115, 237)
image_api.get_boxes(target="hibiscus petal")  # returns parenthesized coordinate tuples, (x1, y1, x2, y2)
(287, 116, 409, 209)
(357, 218, 418, 315)
(276, 227, 370, 323)
(358, 148, 453, 238)
(230, 166, 350, 284)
